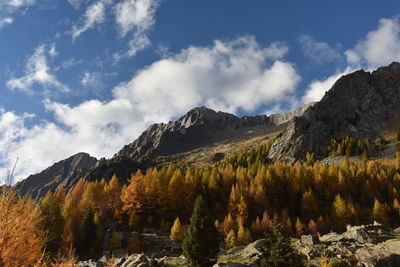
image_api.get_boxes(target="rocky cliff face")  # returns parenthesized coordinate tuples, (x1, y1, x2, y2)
(15, 152, 98, 197)
(116, 105, 312, 161)
(116, 106, 270, 160)
(269, 102, 316, 125)
(269, 62, 400, 161)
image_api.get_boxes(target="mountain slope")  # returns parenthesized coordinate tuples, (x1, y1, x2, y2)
(15, 152, 99, 197)
(116, 105, 311, 162)
(269, 62, 400, 161)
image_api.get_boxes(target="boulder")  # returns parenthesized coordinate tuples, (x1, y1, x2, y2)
(355, 239, 400, 267)
(301, 235, 319, 246)
(344, 227, 376, 244)
(78, 259, 104, 267)
(218, 239, 266, 266)
(393, 227, 400, 234)
(120, 254, 149, 267)
(319, 232, 344, 243)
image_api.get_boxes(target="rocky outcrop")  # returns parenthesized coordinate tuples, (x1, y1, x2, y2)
(269, 102, 316, 125)
(269, 62, 400, 161)
(14, 152, 98, 197)
(293, 223, 400, 267)
(355, 239, 400, 267)
(117, 105, 312, 161)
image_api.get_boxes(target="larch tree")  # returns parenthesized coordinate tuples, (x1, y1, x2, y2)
(0, 189, 46, 267)
(170, 217, 184, 242)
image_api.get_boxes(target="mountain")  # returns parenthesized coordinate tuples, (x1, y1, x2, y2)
(14, 104, 312, 196)
(116, 105, 312, 161)
(269, 62, 400, 161)
(15, 62, 400, 197)
(14, 152, 99, 197)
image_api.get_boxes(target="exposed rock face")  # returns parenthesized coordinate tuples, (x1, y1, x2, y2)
(117, 105, 311, 161)
(355, 239, 400, 267)
(14, 152, 98, 197)
(269, 62, 400, 161)
(269, 102, 316, 125)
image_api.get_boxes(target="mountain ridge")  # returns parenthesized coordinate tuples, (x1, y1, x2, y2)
(269, 62, 400, 161)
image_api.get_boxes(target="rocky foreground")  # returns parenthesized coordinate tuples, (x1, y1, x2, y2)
(79, 223, 400, 267)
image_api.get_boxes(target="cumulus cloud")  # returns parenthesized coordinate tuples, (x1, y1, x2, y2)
(301, 68, 353, 104)
(6, 45, 69, 94)
(113, 0, 160, 58)
(345, 16, 400, 67)
(72, 1, 106, 40)
(113, 36, 300, 121)
(0, 100, 144, 181)
(298, 34, 343, 64)
(1, 36, 302, 181)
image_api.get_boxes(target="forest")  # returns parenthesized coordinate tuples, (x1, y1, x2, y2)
(1, 137, 400, 266)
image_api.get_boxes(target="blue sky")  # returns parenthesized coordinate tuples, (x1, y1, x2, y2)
(1, 0, 400, 181)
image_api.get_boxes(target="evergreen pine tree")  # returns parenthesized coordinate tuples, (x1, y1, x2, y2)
(182, 195, 220, 267)
(79, 208, 96, 256)
(260, 218, 301, 267)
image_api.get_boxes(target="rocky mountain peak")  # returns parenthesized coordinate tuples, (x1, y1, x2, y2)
(269, 62, 400, 161)
(116, 103, 313, 161)
(176, 106, 236, 128)
(14, 152, 98, 197)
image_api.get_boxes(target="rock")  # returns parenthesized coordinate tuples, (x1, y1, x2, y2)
(319, 227, 375, 244)
(158, 255, 187, 266)
(344, 227, 376, 244)
(116, 104, 311, 161)
(393, 227, 400, 234)
(355, 239, 400, 267)
(78, 259, 104, 267)
(14, 152, 98, 197)
(218, 239, 266, 266)
(269, 62, 400, 161)
(301, 235, 319, 246)
(319, 232, 344, 243)
(121, 254, 149, 267)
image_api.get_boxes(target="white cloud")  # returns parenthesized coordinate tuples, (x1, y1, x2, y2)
(49, 43, 57, 57)
(114, 0, 159, 37)
(0, 100, 144, 181)
(1, 36, 301, 181)
(113, 36, 300, 120)
(72, 1, 106, 40)
(67, 0, 84, 9)
(298, 34, 342, 64)
(0, 0, 36, 27)
(114, 0, 160, 59)
(0, 17, 13, 28)
(301, 68, 353, 104)
(6, 45, 69, 94)
(345, 16, 400, 67)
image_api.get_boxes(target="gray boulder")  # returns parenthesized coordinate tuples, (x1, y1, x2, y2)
(218, 239, 266, 266)
(355, 239, 400, 267)
(121, 254, 149, 267)
(301, 235, 319, 246)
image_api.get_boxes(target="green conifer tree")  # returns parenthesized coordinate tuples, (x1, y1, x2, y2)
(260, 219, 301, 267)
(79, 208, 96, 256)
(182, 195, 220, 267)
